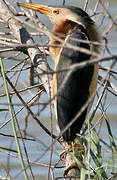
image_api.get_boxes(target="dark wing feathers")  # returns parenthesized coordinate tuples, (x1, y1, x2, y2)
(56, 27, 94, 141)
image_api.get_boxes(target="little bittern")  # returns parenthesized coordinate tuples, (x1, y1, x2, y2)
(18, 2, 100, 175)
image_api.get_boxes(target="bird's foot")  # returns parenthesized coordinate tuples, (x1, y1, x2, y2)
(63, 144, 85, 176)
(59, 150, 67, 161)
(59, 143, 72, 161)
(64, 160, 81, 176)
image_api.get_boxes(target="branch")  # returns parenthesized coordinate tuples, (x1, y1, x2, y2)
(0, 0, 53, 97)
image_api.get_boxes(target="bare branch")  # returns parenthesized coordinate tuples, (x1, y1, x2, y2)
(0, 0, 53, 97)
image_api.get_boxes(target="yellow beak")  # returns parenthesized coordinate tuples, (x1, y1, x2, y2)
(18, 3, 52, 15)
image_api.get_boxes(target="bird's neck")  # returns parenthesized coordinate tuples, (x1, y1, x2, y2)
(53, 20, 77, 36)
(50, 20, 101, 62)
(50, 20, 77, 60)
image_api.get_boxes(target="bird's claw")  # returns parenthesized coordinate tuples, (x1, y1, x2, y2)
(63, 144, 84, 176)
(64, 161, 81, 176)
(59, 150, 66, 161)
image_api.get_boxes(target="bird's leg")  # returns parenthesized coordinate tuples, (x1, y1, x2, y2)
(64, 141, 85, 176)
(59, 150, 66, 161)
(59, 141, 72, 161)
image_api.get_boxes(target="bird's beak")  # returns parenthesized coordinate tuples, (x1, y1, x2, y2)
(18, 3, 52, 16)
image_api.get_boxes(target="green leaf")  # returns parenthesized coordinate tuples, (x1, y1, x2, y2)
(0, 108, 8, 112)
(105, 118, 117, 154)
(0, 146, 18, 153)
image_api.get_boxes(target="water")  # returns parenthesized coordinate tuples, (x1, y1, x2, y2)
(0, 0, 117, 179)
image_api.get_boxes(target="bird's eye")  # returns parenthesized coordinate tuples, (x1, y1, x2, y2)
(53, 9, 59, 14)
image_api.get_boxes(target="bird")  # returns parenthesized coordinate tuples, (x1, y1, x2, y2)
(18, 3, 100, 175)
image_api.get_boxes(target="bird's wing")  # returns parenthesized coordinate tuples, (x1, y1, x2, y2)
(55, 27, 95, 141)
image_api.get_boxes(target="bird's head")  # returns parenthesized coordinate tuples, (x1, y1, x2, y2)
(18, 3, 94, 28)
